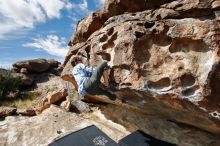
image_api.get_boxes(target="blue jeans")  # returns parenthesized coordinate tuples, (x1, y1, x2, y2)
(84, 62, 116, 100)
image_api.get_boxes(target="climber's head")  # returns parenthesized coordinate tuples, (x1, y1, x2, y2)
(71, 57, 83, 67)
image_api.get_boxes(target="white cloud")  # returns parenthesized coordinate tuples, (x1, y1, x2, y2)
(37, 0, 65, 19)
(73, 0, 88, 11)
(94, 0, 105, 8)
(23, 35, 68, 58)
(67, 0, 92, 33)
(0, 0, 73, 40)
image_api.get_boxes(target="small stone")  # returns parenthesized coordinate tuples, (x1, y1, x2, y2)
(70, 100, 91, 113)
(60, 100, 71, 111)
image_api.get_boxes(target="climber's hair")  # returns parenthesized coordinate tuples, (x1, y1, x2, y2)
(71, 57, 83, 66)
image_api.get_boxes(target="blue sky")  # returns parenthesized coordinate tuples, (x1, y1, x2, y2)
(0, 0, 104, 68)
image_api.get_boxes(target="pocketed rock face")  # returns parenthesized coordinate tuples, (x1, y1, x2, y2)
(62, 0, 220, 145)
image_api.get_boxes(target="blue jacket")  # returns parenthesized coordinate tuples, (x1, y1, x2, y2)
(72, 63, 95, 98)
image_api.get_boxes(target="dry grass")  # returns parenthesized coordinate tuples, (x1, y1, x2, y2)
(0, 91, 42, 109)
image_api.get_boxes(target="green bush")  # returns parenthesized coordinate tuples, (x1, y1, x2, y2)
(0, 72, 22, 98)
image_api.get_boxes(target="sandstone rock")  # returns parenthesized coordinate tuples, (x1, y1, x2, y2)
(68, 0, 176, 48)
(47, 89, 68, 104)
(17, 108, 36, 116)
(0, 105, 129, 146)
(0, 107, 16, 118)
(47, 59, 60, 68)
(13, 58, 50, 73)
(12, 59, 62, 77)
(34, 89, 68, 113)
(62, 0, 220, 144)
(61, 96, 91, 113)
(70, 99, 91, 113)
(60, 100, 71, 111)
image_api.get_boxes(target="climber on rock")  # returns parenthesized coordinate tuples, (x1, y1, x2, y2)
(71, 57, 117, 102)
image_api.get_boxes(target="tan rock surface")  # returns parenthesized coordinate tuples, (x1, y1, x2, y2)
(62, 0, 220, 144)
(29, 74, 69, 114)
(34, 89, 67, 113)
(0, 105, 129, 146)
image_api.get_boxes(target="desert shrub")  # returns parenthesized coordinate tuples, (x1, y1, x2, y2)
(0, 72, 22, 98)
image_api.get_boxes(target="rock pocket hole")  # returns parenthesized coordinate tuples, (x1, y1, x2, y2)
(209, 63, 220, 97)
(135, 31, 145, 38)
(137, 23, 144, 26)
(210, 111, 220, 119)
(178, 66, 184, 71)
(107, 28, 114, 36)
(85, 46, 91, 60)
(109, 32, 118, 42)
(99, 34, 108, 42)
(153, 35, 172, 47)
(121, 82, 132, 86)
(144, 21, 155, 29)
(182, 86, 199, 97)
(102, 32, 117, 50)
(180, 73, 195, 87)
(96, 52, 111, 61)
(156, 14, 162, 19)
(148, 77, 171, 90)
(72, 49, 79, 55)
(213, 112, 218, 116)
(169, 43, 180, 53)
(102, 42, 115, 50)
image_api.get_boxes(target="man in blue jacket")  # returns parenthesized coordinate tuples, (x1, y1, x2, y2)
(72, 58, 116, 101)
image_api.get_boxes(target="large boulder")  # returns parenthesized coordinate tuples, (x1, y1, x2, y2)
(62, 0, 220, 145)
(13, 59, 50, 73)
(11, 59, 62, 89)
(12, 59, 61, 74)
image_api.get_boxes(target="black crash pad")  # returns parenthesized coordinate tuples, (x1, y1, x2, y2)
(119, 130, 176, 146)
(49, 125, 119, 146)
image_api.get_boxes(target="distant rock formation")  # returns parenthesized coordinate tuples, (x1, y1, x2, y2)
(0, 59, 66, 117)
(12, 58, 63, 86)
(62, 0, 220, 145)
(12, 58, 62, 74)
